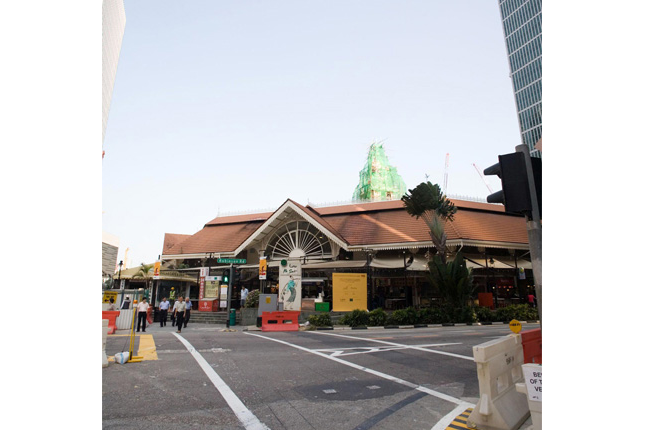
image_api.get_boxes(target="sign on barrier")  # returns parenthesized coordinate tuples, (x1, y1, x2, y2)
(522, 364, 542, 402)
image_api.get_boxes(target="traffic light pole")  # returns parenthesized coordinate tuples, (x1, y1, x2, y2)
(516, 144, 542, 327)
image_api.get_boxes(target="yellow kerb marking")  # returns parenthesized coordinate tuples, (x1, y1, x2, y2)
(107, 334, 158, 361)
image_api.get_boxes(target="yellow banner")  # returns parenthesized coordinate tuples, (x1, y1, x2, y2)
(153, 261, 161, 279)
(102, 291, 118, 303)
(332, 273, 367, 312)
(259, 257, 267, 280)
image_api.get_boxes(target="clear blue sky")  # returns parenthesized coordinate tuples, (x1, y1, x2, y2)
(102, 0, 521, 269)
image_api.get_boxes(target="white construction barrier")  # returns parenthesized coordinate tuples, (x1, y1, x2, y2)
(102, 319, 109, 368)
(467, 334, 529, 430)
(116, 308, 136, 330)
(515, 363, 542, 430)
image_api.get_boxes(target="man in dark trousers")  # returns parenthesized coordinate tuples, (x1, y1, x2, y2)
(158, 297, 170, 327)
(184, 297, 192, 328)
(173, 296, 186, 334)
(136, 297, 150, 332)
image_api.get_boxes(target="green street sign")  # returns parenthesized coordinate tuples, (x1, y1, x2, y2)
(217, 258, 247, 264)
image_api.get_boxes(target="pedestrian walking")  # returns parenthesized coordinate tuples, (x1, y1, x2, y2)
(184, 298, 192, 328)
(240, 286, 249, 308)
(527, 293, 536, 308)
(136, 297, 150, 332)
(159, 297, 170, 327)
(173, 296, 186, 333)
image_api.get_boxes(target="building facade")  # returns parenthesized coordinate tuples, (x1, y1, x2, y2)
(102, 0, 126, 144)
(160, 198, 534, 312)
(498, 0, 542, 157)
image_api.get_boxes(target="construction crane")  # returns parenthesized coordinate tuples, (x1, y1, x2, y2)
(473, 163, 494, 194)
(443, 153, 449, 192)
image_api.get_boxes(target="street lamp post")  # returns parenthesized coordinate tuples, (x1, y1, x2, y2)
(118, 260, 123, 290)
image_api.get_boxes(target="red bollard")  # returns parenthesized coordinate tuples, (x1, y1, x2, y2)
(261, 311, 300, 332)
(102, 310, 120, 334)
(521, 328, 542, 364)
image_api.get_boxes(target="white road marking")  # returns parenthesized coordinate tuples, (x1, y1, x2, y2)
(312, 331, 475, 361)
(314, 343, 462, 357)
(430, 403, 472, 430)
(245, 332, 474, 408)
(173, 333, 270, 430)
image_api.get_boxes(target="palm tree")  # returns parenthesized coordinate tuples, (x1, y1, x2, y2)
(132, 263, 154, 290)
(401, 181, 456, 264)
(401, 182, 473, 309)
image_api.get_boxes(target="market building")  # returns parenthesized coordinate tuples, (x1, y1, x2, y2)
(159, 197, 533, 313)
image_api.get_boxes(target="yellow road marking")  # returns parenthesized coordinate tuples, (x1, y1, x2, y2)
(446, 407, 475, 429)
(107, 334, 157, 361)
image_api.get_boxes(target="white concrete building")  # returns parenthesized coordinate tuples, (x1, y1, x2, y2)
(102, 0, 126, 143)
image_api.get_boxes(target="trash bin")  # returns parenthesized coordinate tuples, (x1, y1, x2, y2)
(229, 309, 236, 326)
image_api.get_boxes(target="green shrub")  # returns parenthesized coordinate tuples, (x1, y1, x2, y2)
(455, 306, 477, 324)
(338, 309, 370, 327)
(307, 313, 332, 327)
(368, 308, 388, 326)
(493, 304, 538, 322)
(419, 306, 451, 324)
(244, 290, 260, 308)
(388, 307, 420, 325)
(475, 306, 494, 322)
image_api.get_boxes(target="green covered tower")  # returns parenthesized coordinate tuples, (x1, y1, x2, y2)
(353, 142, 407, 201)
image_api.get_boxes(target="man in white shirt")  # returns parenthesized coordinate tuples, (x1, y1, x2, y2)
(158, 297, 170, 327)
(136, 297, 150, 332)
(240, 286, 249, 308)
(173, 297, 186, 334)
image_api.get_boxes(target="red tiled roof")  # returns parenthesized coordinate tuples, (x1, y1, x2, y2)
(162, 199, 526, 256)
(164, 221, 264, 254)
(204, 212, 274, 226)
(162, 233, 192, 254)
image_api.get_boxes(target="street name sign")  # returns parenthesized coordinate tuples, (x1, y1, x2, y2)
(217, 258, 247, 264)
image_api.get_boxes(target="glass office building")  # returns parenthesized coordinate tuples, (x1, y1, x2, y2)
(498, 0, 542, 157)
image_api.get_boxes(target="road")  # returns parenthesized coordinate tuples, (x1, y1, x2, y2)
(103, 323, 538, 429)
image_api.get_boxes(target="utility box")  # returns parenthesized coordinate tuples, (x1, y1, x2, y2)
(258, 294, 278, 316)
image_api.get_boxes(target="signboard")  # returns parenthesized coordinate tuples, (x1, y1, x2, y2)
(102, 291, 118, 303)
(153, 261, 161, 279)
(204, 279, 220, 299)
(220, 286, 228, 308)
(509, 319, 522, 333)
(522, 364, 542, 401)
(200, 267, 210, 277)
(332, 273, 367, 312)
(217, 258, 246, 264)
(259, 257, 267, 280)
(279, 261, 302, 311)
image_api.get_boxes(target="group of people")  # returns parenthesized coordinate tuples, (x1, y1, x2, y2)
(157, 296, 192, 333)
(106, 295, 192, 333)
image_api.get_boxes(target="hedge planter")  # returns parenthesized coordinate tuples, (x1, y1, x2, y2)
(239, 308, 259, 326)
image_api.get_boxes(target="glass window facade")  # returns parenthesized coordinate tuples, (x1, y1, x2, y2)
(499, 0, 542, 157)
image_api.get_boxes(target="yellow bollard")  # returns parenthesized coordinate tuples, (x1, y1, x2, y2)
(127, 300, 144, 363)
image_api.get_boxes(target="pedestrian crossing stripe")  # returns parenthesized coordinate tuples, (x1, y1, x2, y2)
(446, 408, 474, 429)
